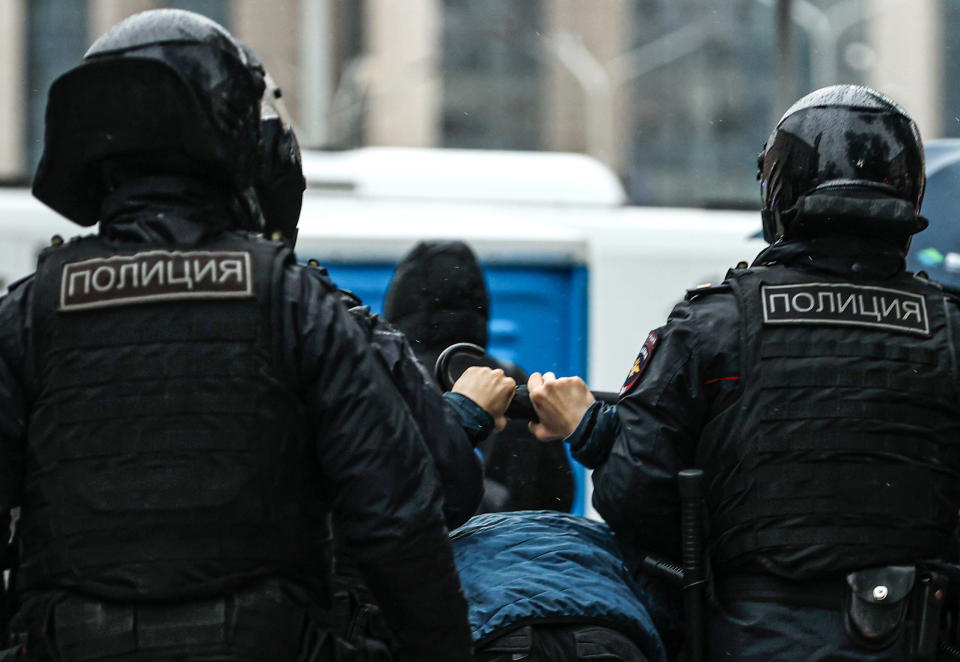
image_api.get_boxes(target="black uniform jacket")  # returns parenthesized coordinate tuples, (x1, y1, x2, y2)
(568, 235, 960, 580)
(0, 203, 472, 662)
(342, 295, 484, 528)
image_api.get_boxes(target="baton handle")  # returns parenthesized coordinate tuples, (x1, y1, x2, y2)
(435, 343, 487, 390)
(507, 385, 539, 421)
(437, 345, 619, 422)
(641, 554, 685, 585)
(507, 386, 618, 423)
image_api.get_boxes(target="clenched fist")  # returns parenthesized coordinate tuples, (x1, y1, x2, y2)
(527, 372, 595, 441)
(451, 366, 517, 430)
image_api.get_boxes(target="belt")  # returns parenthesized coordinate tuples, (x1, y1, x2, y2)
(18, 580, 328, 662)
(717, 574, 845, 610)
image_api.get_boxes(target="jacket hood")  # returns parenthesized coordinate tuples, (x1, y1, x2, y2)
(384, 240, 489, 370)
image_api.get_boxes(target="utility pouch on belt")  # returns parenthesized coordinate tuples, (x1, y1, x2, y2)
(845, 565, 915, 649)
(843, 564, 953, 660)
(911, 567, 949, 661)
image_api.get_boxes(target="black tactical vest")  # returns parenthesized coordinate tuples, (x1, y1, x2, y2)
(699, 265, 960, 576)
(22, 232, 330, 601)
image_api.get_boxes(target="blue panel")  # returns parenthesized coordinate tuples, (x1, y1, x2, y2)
(318, 260, 589, 515)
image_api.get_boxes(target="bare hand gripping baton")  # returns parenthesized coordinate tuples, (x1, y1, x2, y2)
(434, 342, 618, 422)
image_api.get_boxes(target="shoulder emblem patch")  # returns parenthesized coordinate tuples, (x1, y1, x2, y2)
(620, 331, 659, 396)
(60, 250, 253, 312)
(761, 283, 930, 336)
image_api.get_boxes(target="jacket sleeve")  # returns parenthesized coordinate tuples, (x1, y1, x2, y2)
(0, 278, 32, 570)
(290, 268, 473, 662)
(585, 300, 712, 560)
(363, 313, 484, 529)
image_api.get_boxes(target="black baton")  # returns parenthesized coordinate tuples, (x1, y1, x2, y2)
(679, 468, 706, 662)
(434, 342, 617, 421)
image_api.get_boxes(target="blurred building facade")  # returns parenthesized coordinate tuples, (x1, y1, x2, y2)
(0, 0, 952, 208)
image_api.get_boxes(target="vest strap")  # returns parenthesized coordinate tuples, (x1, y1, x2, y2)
(758, 366, 944, 395)
(716, 526, 949, 565)
(760, 340, 941, 365)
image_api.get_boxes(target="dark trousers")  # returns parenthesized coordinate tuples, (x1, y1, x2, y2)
(709, 600, 912, 662)
(475, 624, 649, 662)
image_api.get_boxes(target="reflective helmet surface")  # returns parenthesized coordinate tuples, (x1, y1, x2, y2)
(33, 9, 304, 239)
(758, 85, 926, 243)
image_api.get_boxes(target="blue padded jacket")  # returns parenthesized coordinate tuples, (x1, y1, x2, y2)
(450, 510, 670, 662)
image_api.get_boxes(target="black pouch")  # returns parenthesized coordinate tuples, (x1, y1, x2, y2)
(845, 565, 916, 649)
(334, 588, 393, 653)
(911, 565, 950, 661)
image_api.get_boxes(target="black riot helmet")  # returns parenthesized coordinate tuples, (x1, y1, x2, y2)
(32, 9, 305, 241)
(758, 85, 927, 244)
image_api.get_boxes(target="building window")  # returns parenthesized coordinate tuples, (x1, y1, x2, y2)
(26, 0, 88, 174)
(941, 2, 960, 138)
(441, 0, 543, 150)
(625, 0, 779, 207)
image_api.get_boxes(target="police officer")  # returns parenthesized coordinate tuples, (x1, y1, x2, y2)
(332, 285, 516, 659)
(527, 85, 960, 660)
(0, 9, 472, 661)
(335, 285, 516, 526)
